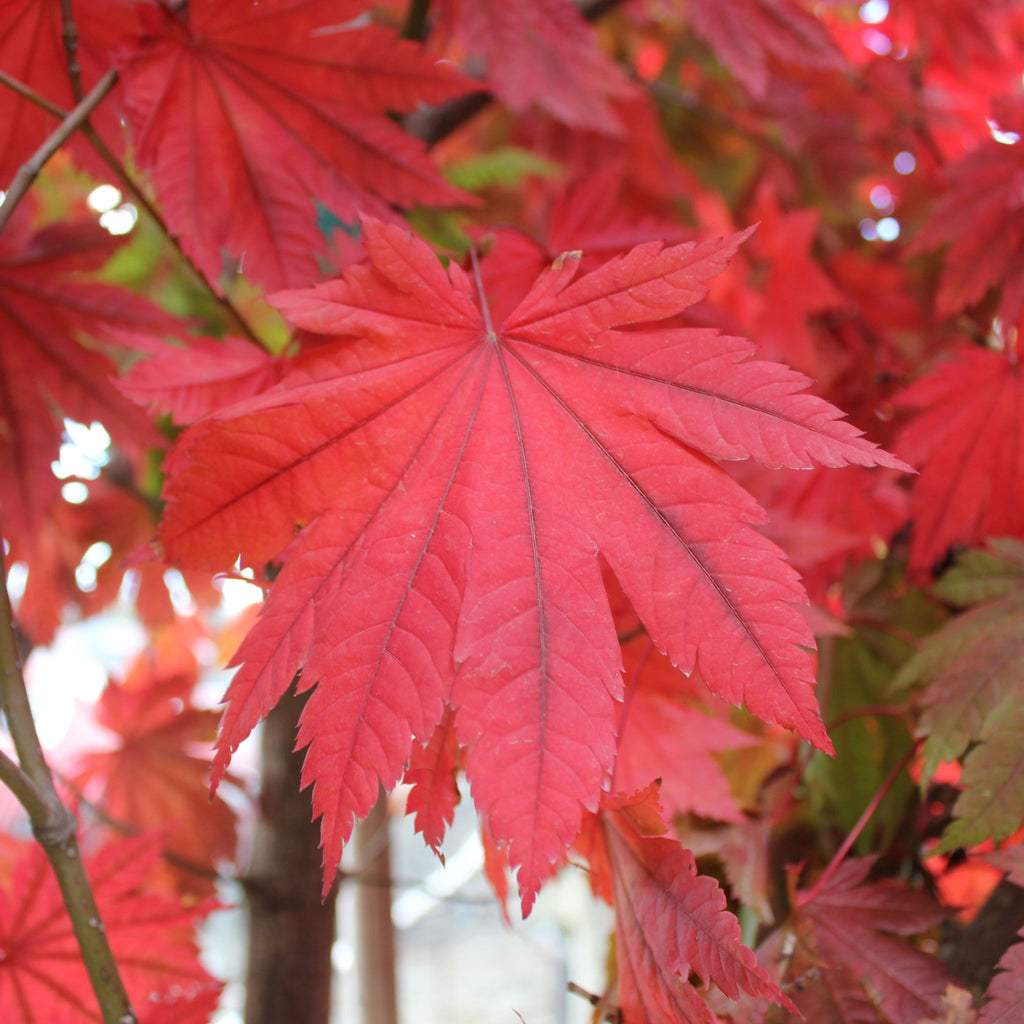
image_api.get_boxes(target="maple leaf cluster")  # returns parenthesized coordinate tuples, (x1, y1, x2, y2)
(2, 0, 1024, 1022)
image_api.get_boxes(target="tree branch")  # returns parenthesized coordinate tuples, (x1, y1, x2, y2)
(0, 544, 138, 1024)
(0, 70, 67, 119)
(0, 69, 117, 234)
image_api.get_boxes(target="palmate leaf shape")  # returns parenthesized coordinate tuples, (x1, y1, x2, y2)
(0, 833, 219, 1023)
(895, 345, 1024, 574)
(160, 217, 905, 909)
(71, 631, 238, 896)
(785, 858, 951, 1024)
(0, 0, 134, 184)
(111, 0, 472, 291)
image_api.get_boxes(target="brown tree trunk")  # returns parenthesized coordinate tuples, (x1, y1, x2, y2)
(355, 788, 398, 1024)
(244, 690, 337, 1024)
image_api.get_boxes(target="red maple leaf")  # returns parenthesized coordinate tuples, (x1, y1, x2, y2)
(403, 706, 460, 856)
(0, 0, 133, 185)
(914, 96, 1024, 321)
(686, 0, 845, 99)
(0, 201, 167, 547)
(117, 334, 285, 425)
(71, 631, 237, 895)
(577, 786, 795, 1022)
(981, 927, 1024, 1024)
(111, 0, 472, 291)
(435, 0, 637, 133)
(788, 858, 952, 1024)
(160, 217, 904, 909)
(895, 344, 1024, 573)
(0, 833, 219, 1023)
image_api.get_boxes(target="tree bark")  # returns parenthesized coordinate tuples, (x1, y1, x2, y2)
(355, 788, 398, 1024)
(244, 689, 337, 1024)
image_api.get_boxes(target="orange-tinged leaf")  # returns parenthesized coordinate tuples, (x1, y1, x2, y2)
(72, 633, 237, 895)
(162, 218, 904, 910)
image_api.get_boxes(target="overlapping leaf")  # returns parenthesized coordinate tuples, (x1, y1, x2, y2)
(160, 217, 904, 908)
(435, 0, 637, 133)
(0, 201, 167, 546)
(686, 0, 845, 99)
(577, 786, 794, 1023)
(72, 631, 238, 894)
(0, 0, 132, 184)
(0, 833, 219, 1023)
(896, 346, 1024, 574)
(111, 0, 472, 291)
(735, 858, 952, 1024)
(914, 96, 1024, 320)
(117, 334, 284, 425)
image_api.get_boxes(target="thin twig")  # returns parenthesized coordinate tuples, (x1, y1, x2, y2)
(0, 68, 118, 234)
(797, 742, 918, 907)
(0, 749, 51, 823)
(79, 122, 271, 350)
(0, 543, 137, 1024)
(401, 0, 432, 41)
(59, 0, 84, 100)
(0, 69, 68, 119)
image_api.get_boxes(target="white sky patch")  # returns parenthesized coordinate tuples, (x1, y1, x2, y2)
(859, 0, 888, 23)
(87, 184, 122, 213)
(876, 216, 901, 241)
(988, 118, 1021, 145)
(52, 420, 111, 481)
(99, 203, 138, 236)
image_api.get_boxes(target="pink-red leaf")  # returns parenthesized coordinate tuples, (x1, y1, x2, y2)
(112, 0, 472, 290)
(896, 346, 1024, 573)
(436, 0, 637, 133)
(594, 787, 794, 1022)
(162, 218, 903, 909)
(0, 203, 167, 545)
(981, 927, 1024, 1024)
(0, 834, 219, 1023)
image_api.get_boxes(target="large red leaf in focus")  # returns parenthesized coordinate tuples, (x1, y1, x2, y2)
(0, 834, 219, 1023)
(160, 218, 905, 909)
(578, 787, 794, 1022)
(72, 631, 237, 896)
(435, 0, 637, 133)
(0, 202, 166, 546)
(896, 345, 1024, 574)
(111, 0, 472, 291)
